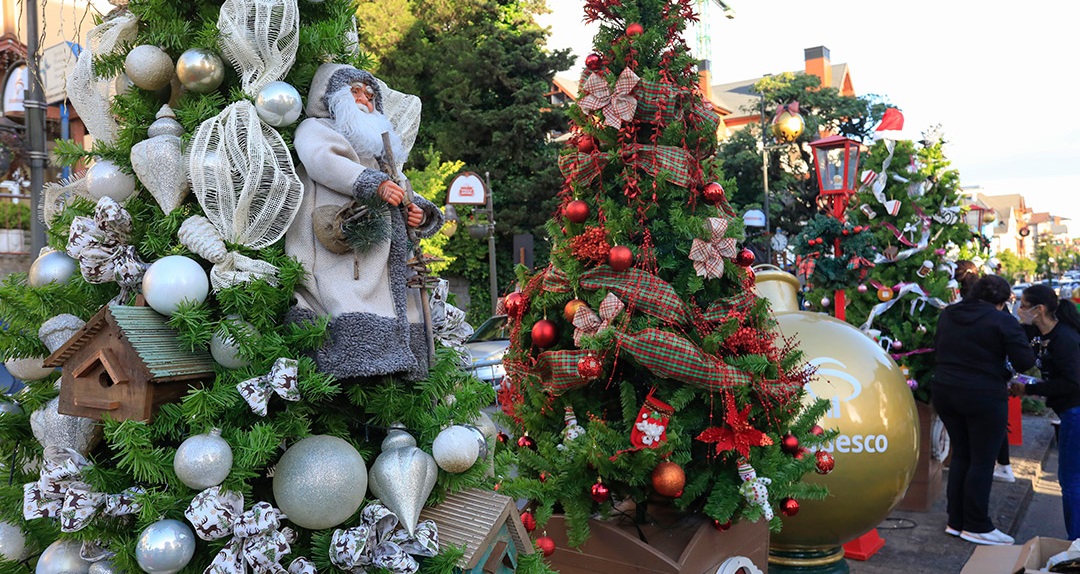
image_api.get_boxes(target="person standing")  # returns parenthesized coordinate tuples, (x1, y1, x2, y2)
(1011, 284, 1080, 539)
(933, 275, 1036, 545)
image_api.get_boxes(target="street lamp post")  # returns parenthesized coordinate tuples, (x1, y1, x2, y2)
(809, 134, 861, 320)
(758, 91, 804, 265)
(447, 171, 499, 317)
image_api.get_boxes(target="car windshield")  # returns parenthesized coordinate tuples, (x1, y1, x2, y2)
(468, 315, 509, 343)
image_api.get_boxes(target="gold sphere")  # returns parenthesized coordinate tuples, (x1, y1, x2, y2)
(650, 461, 686, 497)
(772, 107, 805, 143)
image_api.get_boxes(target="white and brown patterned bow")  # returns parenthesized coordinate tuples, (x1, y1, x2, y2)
(66, 196, 147, 299)
(572, 293, 625, 346)
(578, 68, 640, 129)
(23, 446, 142, 532)
(185, 486, 306, 574)
(330, 502, 438, 574)
(688, 217, 738, 280)
(237, 358, 300, 416)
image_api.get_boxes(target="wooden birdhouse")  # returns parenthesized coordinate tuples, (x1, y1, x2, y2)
(418, 488, 533, 573)
(43, 304, 216, 422)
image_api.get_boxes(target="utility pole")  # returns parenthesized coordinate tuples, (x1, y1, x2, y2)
(759, 86, 771, 265)
(24, 0, 48, 255)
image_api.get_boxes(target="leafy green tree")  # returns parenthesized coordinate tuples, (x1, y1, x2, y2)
(998, 249, 1037, 284)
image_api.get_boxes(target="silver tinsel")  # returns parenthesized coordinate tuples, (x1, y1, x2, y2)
(135, 519, 195, 574)
(36, 539, 90, 574)
(0, 521, 27, 562)
(28, 250, 77, 288)
(368, 431, 438, 537)
(174, 428, 233, 490)
(30, 397, 103, 456)
(39, 313, 86, 354)
(272, 435, 367, 530)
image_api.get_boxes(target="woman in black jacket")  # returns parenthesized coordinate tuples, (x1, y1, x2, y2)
(1011, 284, 1080, 539)
(933, 275, 1036, 545)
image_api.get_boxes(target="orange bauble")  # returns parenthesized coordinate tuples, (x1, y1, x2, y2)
(650, 461, 686, 498)
(564, 298, 587, 322)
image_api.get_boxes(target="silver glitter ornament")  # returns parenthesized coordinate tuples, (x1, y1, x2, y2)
(135, 519, 195, 574)
(131, 105, 189, 215)
(4, 357, 54, 381)
(39, 314, 86, 354)
(86, 159, 137, 202)
(432, 425, 479, 473)
(0, 400, 21, 415)
(31, 397, 102, 455)
(89, 560, 121, 574)
(175, 49, 225, 93)
(28, 250, 77, 287)
(174, 428, 232, 489)
(0, 521, 27, 561)
(272, 435, 367, 530)
(254, 81, 302, 127)
(209, 316, 255, 369)
(462, 424, 488, 460)
(381, 424, 416, 451)
(36, 539, 90, 574)
(125, 45, 174, 91)
(369, 431, 438, 536)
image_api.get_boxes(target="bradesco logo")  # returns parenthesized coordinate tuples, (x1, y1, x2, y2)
(805, 357, 889, 454)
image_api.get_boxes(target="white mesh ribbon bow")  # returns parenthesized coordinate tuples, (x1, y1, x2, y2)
(66, 196, 147, 298)
(688, 217, 738, 279)
(578, 68, 640, 129)
(179, 215, 280, 291)
(737, 461, 773, 521)
(572, 293, 625, 346)
(23, 447, 143, 532)
(217, 0, 299, 97)
(185, 486, 299, 574)
(330, 502, 439, 574)
(237, 358, 300, 416)
(66, 12, 138, 145)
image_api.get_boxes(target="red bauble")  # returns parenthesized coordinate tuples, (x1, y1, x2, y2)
(539, 471, 549, 483)
(504, 292, 527, 319)
(576, 136, 597, 153)
(794, 447, 809, 460)
(815, 450, 835, 475)
(608, 245, 634, 271)
(536, 536, 556, 556)
(497, 432, 509, 444)
(712, 519, 732, 531)
(590, 481, 611, 503)
(651, 461, 686, 498)
(781, 497, 800, 517)
(702, 182, 725, 205)
(585, 53, 604, 71)
(565, 200, 590, 224)
(577, 354, 603, 380)
(735, 248, 755, 267)
(531, 319, 559, 348)
(626, 22, 644, 36)
(564, 298, 587, 322)
(810, 425, 825, 436)
(781, 433, 800, 454)
(517, 434, 537, 450)
(520, 511, 537, 533)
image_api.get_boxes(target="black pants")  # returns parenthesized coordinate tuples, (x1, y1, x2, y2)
(932, 384, 1008, 533)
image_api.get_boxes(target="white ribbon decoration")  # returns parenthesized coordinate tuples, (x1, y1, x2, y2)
(179, 215, 280, 291)
(860, 283, 948, 332)
(330, 502, 438, 574)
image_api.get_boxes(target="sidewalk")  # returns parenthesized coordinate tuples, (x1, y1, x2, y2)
(847, 412, 1063, 574)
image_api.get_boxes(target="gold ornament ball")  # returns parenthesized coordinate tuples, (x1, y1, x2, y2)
(125, 45, 174, 91)
(771, 107, 805, 143)
(564, 298, 587, 322)
(650, 461, 686, 497)
(877, 287, 894, 302)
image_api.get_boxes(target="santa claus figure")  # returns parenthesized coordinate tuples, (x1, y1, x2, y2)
(286, 63, 444, 381)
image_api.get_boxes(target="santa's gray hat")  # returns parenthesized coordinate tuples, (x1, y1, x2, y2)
(305, 63, 384, 119)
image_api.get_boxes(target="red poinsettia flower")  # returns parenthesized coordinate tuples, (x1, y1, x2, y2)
(696, 393, 773, 459)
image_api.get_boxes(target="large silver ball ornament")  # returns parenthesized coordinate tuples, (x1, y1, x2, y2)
(89, 560, 121, 574)
(254, 81, 303, 127)
(28, 250, 77, 288)
(4, 357, 54, 381)
(0, 521, 27, 562)
(175, 49, 224, 93)
(31, 397, 102, 455)
(272, 435, 367, 530)
(135, 519, 195, 574)
(86, 159, 137, 202)
(125, 45, 174, 91)
(36, 539, 90, 574)
(174, 428, 232, 489)
(209, 317, 255, 369)
(462, 423, 488, 460)
(432, 425, 480, 473)
(142, 255, 209, 316)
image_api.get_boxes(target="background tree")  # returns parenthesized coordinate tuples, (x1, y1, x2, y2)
(998, 249, 1037, 284)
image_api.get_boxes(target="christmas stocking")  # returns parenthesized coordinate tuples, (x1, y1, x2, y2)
(630, 390, 673, 449)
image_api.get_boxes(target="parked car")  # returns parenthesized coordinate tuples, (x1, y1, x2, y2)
(464, 315, 509, 390)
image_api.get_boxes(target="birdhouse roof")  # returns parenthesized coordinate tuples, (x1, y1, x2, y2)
(418, 488, 534, 570)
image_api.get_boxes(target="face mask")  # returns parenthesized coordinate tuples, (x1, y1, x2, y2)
(1018, 305, 1036, 325)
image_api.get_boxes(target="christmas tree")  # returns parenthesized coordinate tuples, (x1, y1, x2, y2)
(0, 0, 534, 572)
(493, 0, 832, 549)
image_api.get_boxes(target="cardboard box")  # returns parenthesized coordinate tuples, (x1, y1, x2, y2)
(960, 536, 1073, 574)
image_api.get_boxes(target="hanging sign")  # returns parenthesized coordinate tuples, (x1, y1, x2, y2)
(3, 64, 27, 116)
(447, 171, 487, 205)
(41, 42, 80, 104)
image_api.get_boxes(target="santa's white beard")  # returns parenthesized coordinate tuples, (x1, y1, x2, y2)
(328, 87, 405, 162)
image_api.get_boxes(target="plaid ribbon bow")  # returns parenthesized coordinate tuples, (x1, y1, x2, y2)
(331, 502, 439, 574)
(66, 196, 147, 299)
(23, 447, 142, 532)
(237, 358, 301, 416)
(688, 218, 738, 279)
(737, 461, 774, 521)
(579, 68, 640, 129)
(572, 293, 625, 346)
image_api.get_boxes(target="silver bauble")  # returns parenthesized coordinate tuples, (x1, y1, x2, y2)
(0, 521, 27, 561)
(131, 105, 188, 215)
(39, 314, 86, 354)
(175, 49, 224, 93)
(135, 519, 195, 574)
(369, 437, 438, 536)
(209, 317, 255, 369)
(472, 410, 498, 442)
(125, 45, 174, 91)
(272, 435, 367, 530)
(36, 539, 90, 574)
(31, 397, 102, 455)
(86, 159, 137, 202)
(28, 250, 77, 288)
(254, 81, 303, 127)
(0, 400, 21, 415)
(432, 425, 479, 473)
(4, 357, 54, 381)
(142, 255, 209, 316)
(462, 424, 488, 460)
(174, 428, 232, 489)
(89, 560, 121, 574)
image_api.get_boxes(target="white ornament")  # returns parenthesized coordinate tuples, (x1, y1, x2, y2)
(209, 317, 255, 369)
(142, 255, 209, 316)
(217, 0, 299, 96)
(432, 425, 480, 473)
(36, 539, 90, 574)
(29, 250, 77, 287)
(175, 48, 225, 93)
(135, 519, 196, 574)
(131, 105, 188, 214)
(0, 521, 27, 562)
(124, 45, 174, 91)
(254, 81, 302, 127)
(272, 435, 368, 530)
(174, 428, 233, 489)
(86, 159, 137, 202)
(4, 357, 54, 381)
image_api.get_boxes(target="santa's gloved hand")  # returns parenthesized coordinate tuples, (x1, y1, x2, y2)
(377, 180, 405, 206)
(406, 204, 424, 228)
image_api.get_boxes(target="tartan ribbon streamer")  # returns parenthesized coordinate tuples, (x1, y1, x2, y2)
(689, 218, 738, 279)
(579, 68, 640, 129)
(615, 328, 752, 390)
(738, 462, 774, 521)
(634, 79, 679, 124)
(185, 486, 298, 574)
(238, 358, 300, 416)
(625, 144, 695, 188)
(330, 502, 439, 574)
(572, 293, 625, 346)
(540, 265, 573, 294)
(23, 447, 142, 533)
(536, 349, 597, 394)
(580, 267, 691, 323)
(795, 255, 816, 280)
(66, 196, 147, 299)
(703, 290, 756, 322)
(558, 151, 606, 186)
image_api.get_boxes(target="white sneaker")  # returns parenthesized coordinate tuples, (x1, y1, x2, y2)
(960, 529, 1015, 546)
(945, 526, 960, 536)
(994, 464, 1017, 483)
